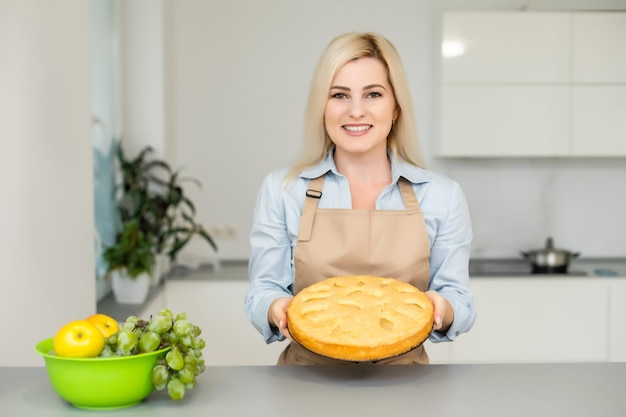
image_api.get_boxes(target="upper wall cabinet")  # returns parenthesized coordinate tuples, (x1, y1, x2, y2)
(443, 12, 570, 83)
(572, 13, 626, 83)
(441, 85, 570, 157)
(440, 12, 626, 158)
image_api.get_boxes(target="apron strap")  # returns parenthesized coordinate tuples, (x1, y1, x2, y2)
(398, 177, 419, 211)
(298, 176, 417, 241)
(297, 176, 325, 242)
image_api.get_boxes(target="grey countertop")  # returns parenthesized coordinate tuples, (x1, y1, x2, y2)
(4, 363, 625, 416)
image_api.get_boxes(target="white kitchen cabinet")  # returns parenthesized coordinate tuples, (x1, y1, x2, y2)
(442, 12, 570, 83)
(608, 280, 626, 362)
(440, 11, 626, 158)
(165, 279, 457, 365)
(164, 279, 285, 366)
(449, 278, 609, 363)
(159, 275, 625, 365)
(442, 85, 569, 157)
(571, 86, 626, 156)
(572, 13, 626, 83)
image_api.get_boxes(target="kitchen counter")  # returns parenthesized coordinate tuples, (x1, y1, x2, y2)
(163, 257, 626, 282)
(3, 364, 625, 416)
(469, 257, 626, 277)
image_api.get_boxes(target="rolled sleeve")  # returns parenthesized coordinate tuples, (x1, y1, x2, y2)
(426, 180, 476, 342)
(245, 170, 294, 343)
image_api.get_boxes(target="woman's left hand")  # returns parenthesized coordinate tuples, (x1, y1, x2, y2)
(425, 290, 454, 333)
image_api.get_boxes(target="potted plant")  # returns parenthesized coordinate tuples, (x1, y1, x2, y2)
(155, 168, 218, 264)
(107, 145, 218, 290)
(115, 145, 171, 285)
(102, 218, 155, 304)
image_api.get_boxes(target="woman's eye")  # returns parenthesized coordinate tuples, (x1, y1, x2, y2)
(331, 92, 347, 99)
(366, 91, 382, 99)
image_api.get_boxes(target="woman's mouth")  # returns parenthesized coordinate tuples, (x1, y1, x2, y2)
(343, 124, 372, 133)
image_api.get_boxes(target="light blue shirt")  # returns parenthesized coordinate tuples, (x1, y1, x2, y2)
(246, 149, 476, 345)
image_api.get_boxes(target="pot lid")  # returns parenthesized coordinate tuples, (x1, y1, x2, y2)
(526, 237, 574, 255)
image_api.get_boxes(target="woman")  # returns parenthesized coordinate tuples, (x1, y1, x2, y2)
(245, 32, 476, 365)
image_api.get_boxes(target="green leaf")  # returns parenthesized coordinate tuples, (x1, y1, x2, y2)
(197, 227, 218, 252)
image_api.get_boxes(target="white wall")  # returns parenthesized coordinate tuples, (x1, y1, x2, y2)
(149, 0, 626, 262)
(115, 0, 626, 263)
(163, 0, 439, 261)
(0, 0, 96, 366)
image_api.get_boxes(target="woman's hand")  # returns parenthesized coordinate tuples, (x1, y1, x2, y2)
(268, 296, 293, 340)
(425, 291, 454, 334)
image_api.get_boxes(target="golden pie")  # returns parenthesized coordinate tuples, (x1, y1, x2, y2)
(287, 275, 434, 361)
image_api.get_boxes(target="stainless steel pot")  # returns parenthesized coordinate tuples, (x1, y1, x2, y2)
(520, 237, 580, 273)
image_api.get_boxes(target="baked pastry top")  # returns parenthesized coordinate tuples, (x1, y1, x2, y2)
(287, 275, 434, 362)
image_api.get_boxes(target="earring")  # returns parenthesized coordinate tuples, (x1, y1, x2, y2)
(392, 120, 396, 125)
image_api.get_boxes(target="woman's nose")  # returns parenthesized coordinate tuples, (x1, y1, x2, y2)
(349, 99, 365, 118)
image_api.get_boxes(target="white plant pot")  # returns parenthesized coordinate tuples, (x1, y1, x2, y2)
(111, 269, 150, 304)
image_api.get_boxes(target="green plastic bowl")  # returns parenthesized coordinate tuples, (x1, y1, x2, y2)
(35, 337, 170, 410)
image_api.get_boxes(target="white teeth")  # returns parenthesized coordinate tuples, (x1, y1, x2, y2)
(344, 125, 371, 132)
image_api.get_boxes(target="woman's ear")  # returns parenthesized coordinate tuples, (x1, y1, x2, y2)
(393, 106, 400, 123)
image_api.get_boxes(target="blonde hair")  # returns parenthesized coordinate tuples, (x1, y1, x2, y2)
(286, 32, 425, 181)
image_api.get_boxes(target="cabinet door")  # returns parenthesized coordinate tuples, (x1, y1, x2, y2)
(609, 280, 626, 362)
(450, 278, 608, 363)
(572, 13, 626, 83)
(443, 12, 570, 83)
(571, 86, 626, 156)
(165, 280, 286, 366)
(441, 86, 569, 156)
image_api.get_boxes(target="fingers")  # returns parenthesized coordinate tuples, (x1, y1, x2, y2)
(425, 290, 454, 333)
(269, 297, 293, 339)
(278, 321, 293, 341)
(425, 290, 445, 331)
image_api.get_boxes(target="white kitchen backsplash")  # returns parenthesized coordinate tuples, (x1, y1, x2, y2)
(438, 157, 626, 259)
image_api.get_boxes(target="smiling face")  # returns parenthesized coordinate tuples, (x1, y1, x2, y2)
(324, 57, 399, 158)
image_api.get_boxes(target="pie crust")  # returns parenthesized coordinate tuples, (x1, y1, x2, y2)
(287, 275, 434, 361)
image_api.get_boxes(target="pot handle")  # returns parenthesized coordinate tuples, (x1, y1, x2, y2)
(571, 252, 580, 258)
(520, 251, 529, 258)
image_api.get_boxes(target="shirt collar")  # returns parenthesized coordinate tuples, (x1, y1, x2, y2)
(391, 152, 431, 185)
(299, 148, 336, 179)
(299, 147, 431, 185)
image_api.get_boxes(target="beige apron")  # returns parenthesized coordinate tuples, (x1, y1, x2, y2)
(277, 176, 431, 365)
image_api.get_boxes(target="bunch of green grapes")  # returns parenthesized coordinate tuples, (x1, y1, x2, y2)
(99, 309, 206, 401)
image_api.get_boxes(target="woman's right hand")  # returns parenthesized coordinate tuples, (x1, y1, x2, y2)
(268, 296, 293, 340)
